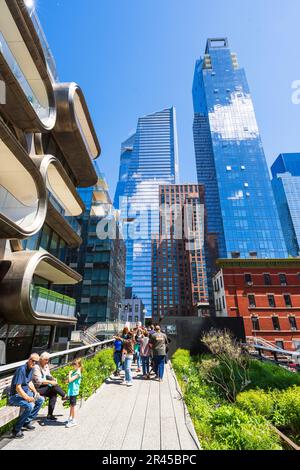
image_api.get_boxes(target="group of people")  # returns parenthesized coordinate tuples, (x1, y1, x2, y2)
(7, 322, 169, 439)
(9, 352, 82, 439)
(113, 323, 170, 386)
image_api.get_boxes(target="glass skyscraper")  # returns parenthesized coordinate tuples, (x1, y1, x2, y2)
(114, 108, 179, 317)
(271, 153, 300, 257)
(193, 38, 287, 262)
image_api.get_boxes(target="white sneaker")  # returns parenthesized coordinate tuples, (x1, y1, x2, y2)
(127, 382, 133, 387)
(66, 420, 77, 428)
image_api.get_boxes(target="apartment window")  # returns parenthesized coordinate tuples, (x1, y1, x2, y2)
(248, 295, 256, 308)
(251, 317, 260, 331)
(268, 295, 276, 308)
(276, 341, 284, 350)
(272, 317, 280, 331)
(264, 274, 272, 286)
(245, 274, 253, 285)
(289, 316, 297, 331)
(284, 295, 292, 308)
(279, 274, 287, 286)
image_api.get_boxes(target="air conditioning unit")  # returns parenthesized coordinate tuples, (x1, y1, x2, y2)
(247, 282, 253, 286)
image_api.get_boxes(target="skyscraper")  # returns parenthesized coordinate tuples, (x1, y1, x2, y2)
(271, 153, 300, 257)
(152, 184, 208, 320)
(193, 38, 287, 263)
(114, 108, 179, 317)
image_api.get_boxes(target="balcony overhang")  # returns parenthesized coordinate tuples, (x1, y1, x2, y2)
(0, 0, 56, 131)
(46, 201, 82, 249)
(0, 251, 81, 326)
(32, 155, 85, 216)
(0, 118, 47, 239)
(53, 83, 101, 187)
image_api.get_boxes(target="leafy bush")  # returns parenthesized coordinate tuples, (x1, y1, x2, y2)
(248, 360, 300, 391)
(208, 406, 282, 450)
(172, 349, 193, 376)
(0, 396, 7, 409)
(236, 389, 275, 419)
(272, 387, 300, 434)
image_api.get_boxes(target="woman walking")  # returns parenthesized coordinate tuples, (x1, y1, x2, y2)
(122, 332, 135, 387)
(149, 325, 168, 382)
(140, 330, 151, 379)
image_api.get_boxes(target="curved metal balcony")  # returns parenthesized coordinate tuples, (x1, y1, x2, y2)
(0, 118, 47, 239)
(0, 0, 56, 131)
(53, 82, 101, 187)
(0, 251, 81, 325)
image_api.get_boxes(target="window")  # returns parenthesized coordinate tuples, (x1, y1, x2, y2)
(251, 317, 260, 331)
(275, 341, 284, 350)
(279, 274, 287, 286)
(264, 274, 272, 286)
(272, 317, 280, 331)
(245, 274, 253, 285)
(248, 295, 256, 308)
(289, 317, 297, 331)
(268, 295, 276, 308)
(284, 295, 292, 308)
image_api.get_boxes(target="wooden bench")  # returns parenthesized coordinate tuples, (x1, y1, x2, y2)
(0, 375, 20, 428)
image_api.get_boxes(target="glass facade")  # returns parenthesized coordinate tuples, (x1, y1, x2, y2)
(114, 108, 179, 317)
(271, 153, 300, 257)
(193, 38, 287, 262)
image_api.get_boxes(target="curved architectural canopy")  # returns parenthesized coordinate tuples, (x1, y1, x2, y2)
(33, 155, 85, 217)
(0, 251, 81, 325)
(0, 119, 47, 239)
(53, 82, 101, 187)
(0, 0, 56, 131)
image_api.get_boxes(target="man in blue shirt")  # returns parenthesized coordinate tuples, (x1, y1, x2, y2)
(9, 353, 44, 439)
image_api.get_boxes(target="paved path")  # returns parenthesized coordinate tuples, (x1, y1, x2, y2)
(2, 363, 200, 451)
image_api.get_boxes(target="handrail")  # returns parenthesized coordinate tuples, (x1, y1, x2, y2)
(0, 339, 114, 376)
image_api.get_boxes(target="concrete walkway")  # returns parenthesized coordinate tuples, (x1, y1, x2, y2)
(2, 363, 200, 451)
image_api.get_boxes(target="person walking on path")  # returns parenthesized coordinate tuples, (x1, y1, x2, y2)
(149, 325, 168, 382)
(140, 330, 151, 379)
(9, 353, 44, 439)
(32, 352, 68, 421)
(113, 336, 123, 376)
(65, 358, 83, 428)
(122, 332, 135, 387)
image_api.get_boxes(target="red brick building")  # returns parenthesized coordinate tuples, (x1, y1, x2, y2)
(213, 259, 300, 351)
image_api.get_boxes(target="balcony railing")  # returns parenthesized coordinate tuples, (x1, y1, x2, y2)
(48, 192, 81, 236)
(30, 285, 76, 318)
(0, 184, 38, 227)
(0, 31, 50, 122)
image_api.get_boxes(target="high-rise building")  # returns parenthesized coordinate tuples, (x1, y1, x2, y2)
(193, 38, 287, 264)
(152, 184, 208, 320)
(271, 154, 300, 257)
(0, 2, 101, 363)
(66, 169, 126, 325)
(114, 108, 179, 317)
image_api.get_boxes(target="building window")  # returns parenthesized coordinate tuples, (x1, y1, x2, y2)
(275, 341, 284, 350)
(272, 317, 280, 331)
(284, 295, 292, 308)
(279, 274, 287, 286)
(248, 295, 256, 308)
(289, 316, 297, 331)
(268, 295, 276, 308)
(245, 274, 253, 285)
(251, 317, 260, 331)
(264, 274, 272, 286)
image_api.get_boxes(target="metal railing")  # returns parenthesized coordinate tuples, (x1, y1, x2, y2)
(0, 339, 114, 379)
(30, 285, 76, 318)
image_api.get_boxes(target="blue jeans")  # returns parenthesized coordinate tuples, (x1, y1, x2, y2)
(124, 356, 133, 383)
(113, 351, 122, 372)
(153, 355, 166, 379)
(136, 349, 141, 369)
(9, 392, 44, 433)
(141, 356, 150, 376)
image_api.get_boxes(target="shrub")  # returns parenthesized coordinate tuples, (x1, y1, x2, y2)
(208, 405, 282, 450)
(172, 349, 193, 375)
(200, 330, 251, 402)
(248, 360, 300, 391)
(236, 389, 275, 419)
(273, 386, 300, 434)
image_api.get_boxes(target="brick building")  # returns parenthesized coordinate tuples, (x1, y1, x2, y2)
(213, 259, 300, 351)
(152, 184, 209, 320)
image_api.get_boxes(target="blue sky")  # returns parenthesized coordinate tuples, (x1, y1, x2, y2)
(37, 0, 300, 197)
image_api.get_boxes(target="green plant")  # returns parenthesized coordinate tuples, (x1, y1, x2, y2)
(200, 330, 251, 402)
(0, 396, 7, 409)
(248, 361, 300, 390)
(236, 389, 275, 419)
(273, 386, 300, 434)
